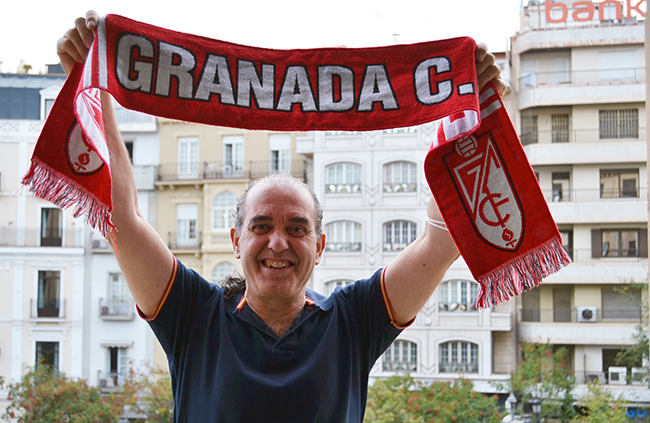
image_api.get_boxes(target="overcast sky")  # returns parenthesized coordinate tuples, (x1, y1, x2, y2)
(1, 0, 522, 74)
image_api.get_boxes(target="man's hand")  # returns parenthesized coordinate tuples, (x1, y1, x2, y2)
(475, 43, 507, 95)
(56, 10, 100, 75)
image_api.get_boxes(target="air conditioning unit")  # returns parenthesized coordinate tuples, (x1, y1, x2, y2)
(577, 306, 597, 322)
(609, 366, 628, 385)
(99, 378, 108, 388)
(585, 372, 606, 384)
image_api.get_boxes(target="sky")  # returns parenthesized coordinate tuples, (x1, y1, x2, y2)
(1, 0, 522, 74)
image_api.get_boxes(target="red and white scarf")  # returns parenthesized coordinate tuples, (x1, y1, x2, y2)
(22, 14, 570, 307)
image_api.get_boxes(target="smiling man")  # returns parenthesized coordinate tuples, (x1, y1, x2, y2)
(57, 10, 504, 423)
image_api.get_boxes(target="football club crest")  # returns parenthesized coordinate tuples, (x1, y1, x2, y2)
(65, 120, 104, 175)
(444, 133, 523, 251)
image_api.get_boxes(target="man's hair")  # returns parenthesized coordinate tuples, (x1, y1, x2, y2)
(221, 174, 324, 299)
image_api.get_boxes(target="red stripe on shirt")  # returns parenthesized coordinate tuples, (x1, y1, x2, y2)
(139, 256, 178, 322)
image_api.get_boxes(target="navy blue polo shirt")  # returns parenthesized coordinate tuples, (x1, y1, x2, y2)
(145, 258, 404, 422)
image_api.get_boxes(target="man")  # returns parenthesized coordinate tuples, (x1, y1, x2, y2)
(58, 11, 504, 422)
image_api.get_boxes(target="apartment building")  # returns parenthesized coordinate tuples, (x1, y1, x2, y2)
(511, 0, 648, 404)
(0, 70, 159, 403)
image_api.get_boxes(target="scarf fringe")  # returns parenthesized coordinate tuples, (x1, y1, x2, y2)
(475, 237, 572, 309)
(21, 159, 115, 236)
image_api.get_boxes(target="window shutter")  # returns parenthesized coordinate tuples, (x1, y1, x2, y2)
(591, 229, 601, 258)
(639, 228, 648, 258)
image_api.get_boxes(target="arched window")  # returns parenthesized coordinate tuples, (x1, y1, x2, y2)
(383, 220, 417, 251)
(383, 161, 417, 193)
(211, 262, 238, 284)
(439, 341, 479, 373)
(325, 163, 362, 193)
(324, 279, 353, 296)
(325, 221, 362, 252)
(212, 192, 238, 231)
(439, 279, 479, 311)
(383, 340, 417, 372)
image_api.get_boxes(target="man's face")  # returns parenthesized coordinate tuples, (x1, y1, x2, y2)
(231, 182, 325, 303)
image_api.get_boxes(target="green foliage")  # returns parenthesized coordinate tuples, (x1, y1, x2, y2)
(123, 366, 174, 422)
(365, 375, 502, 423)
(2, 365, 131, 423)
(2, 364, 173, 423)
(570, 380, 627, 423)
(495, 342, 575, 422)
(614, 281, 649, 385)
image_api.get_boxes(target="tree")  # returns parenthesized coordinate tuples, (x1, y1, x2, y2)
(570, 380, 627, 423)
(2, 365, 133, 423)
(122, 366, 173, 422)
(614, 281, 648, 386)
(365, 375, 502, 423)
(496, 342, 576, 422)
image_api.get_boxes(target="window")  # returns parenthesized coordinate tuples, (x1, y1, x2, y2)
(223, 135, 244, 176)
(269, 134, 291, 174)
(600, 169, 639, 198)
(176, 203, 198, 247)
(560, 229, 573, 260)
(107, 347, 128, 387)
(553, 286, 572, 322)
(522, 287, 541, 322)
(211, 262, 238, 284)
(178, 137, 199, 179)
(439, 341, 478, 373)
(591, 228, 647, 259)
(599, 109, 639, 139)
(602, 286, 642, 322)
(602, 229, 639, 257)
(383, 220, 417, 252)
(552, 172, 570, 202)
(520, 115, 538, 145)
(36, 341, 59, 368)
(383, 340, 417, 372)
(325, 221, 361, 252)
(552, 114, 570, 143)
(520, 59, 537, 88)
(40, 207, 62, 246)
(37, 270, 60, 318)
(599, 50, 637, 82)
(325, 163, 361, 193)
(44, 99, 55, 119)
(212, 192, 238, 231)
(383, 161, 417, 193)
(324, 279, 353, 296)
(124, 141, 134, 163)
(439, 280, 479, 311)
(550, 58, 571, 84)
(100, 273, 133, 318)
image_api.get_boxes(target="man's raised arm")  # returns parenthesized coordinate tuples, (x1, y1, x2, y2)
(58, 11, 175, 317)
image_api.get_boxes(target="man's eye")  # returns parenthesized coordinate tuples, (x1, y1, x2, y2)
(252, 224, 270, 233)
(288, 227, 307, 236)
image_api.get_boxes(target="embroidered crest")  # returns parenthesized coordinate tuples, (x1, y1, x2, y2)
(65, 120, 104, 175)
(444, 132, 523, 251)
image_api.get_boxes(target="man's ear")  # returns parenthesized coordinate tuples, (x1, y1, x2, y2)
(231, 227, 241, 259)
(314, 233, 326, 265)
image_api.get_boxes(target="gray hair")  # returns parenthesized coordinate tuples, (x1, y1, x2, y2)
(222, 174, 323, 299)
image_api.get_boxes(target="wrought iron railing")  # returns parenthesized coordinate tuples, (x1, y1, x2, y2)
(520, 128, 646, 145)
(518, 67, 645, 90)
(157, 160, 307, 182)
(520, 308, 645, 323)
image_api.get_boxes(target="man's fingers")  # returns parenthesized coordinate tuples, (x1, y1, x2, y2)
(478, 64, 501, 91)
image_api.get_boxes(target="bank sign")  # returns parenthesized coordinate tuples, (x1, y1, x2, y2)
(546, 0, 645, 23)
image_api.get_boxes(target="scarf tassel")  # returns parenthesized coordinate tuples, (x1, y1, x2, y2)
(21, 158, 116, 236)
(476, 237, 572, 309)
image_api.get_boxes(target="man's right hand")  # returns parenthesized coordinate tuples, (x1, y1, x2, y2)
(56, 11, 99, 75)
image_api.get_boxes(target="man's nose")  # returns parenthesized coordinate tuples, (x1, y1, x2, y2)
(267, 228, 289, 252)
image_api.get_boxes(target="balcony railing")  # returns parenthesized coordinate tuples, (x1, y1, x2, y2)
(382, 358, 417, 372)
(438, 362, 479, 374)
(520, 308, 645, 324)
(98, 298, 135, 320)
(157, 160, 307, 182)
(520, 128, 646, 145)
(565, 248, 647, 263)
(167, 231, 202, 251)
(541, 188, 648, 203)
(324, 242, 361, 252)
(574, 369, 648, 386)
(97, 371, 126, 390)
(0, 227, 82, 248)
(519, 67, 645, 91)
(30, 299, 66, 319)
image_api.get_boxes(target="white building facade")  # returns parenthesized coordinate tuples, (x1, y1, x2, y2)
(511, 0, 648, 406)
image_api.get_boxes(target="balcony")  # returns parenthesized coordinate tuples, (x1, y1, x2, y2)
(166, 231, 202, 251)
(520, 308, 645, 324)
(0, 227, 83, 248)
(517, 68, 645, 109)
(98, 298, 135, 321)
(114, 106, 157, 132)
(97, 371, 126, 390)
(30, 299, 66, 319)
(541, 188, 647, 203)
(520, 128, 646, 146)
(439, 362, 479, 374)
(132, 165, 157, 190)
(157, 160, 307, 183)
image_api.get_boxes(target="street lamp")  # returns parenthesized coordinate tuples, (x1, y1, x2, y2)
(530, 398, 542, 422)
(504, 392, 517, 422)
